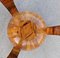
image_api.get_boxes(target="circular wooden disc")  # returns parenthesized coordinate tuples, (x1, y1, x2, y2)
(7, 11, 46, 50)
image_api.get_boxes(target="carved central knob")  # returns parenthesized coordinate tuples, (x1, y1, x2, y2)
(19, 20, 36, 41)
(7, 12, 46, 50)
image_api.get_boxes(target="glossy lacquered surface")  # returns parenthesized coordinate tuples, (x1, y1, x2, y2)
(7, 12, 46, 50)
(0, 0, 60, 57)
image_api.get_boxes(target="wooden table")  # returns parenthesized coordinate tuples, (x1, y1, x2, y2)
(0, 0, 60, 58)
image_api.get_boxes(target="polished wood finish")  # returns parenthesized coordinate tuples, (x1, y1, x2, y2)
(7, 46, 21, 58)
(0, 0, 20, 58)
(45, 26, 60, 35)
(0, 0, 60, 58)
(0, 0, 18, 16)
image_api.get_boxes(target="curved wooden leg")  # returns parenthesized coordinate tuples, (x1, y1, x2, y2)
(7, 46, 21, 58)
(45, 26, 60, 35)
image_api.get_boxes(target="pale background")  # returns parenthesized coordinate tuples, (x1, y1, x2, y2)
(0, 0, 60, 58)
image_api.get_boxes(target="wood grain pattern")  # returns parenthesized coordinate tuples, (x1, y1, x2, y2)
(0, 0, 60, 58)
(7, 46, 21, 58)
(0, 0, 20, 58)
(0, 0, 60, 35)
(45, 26, 60, 35)
(0, 0, 18, 16)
